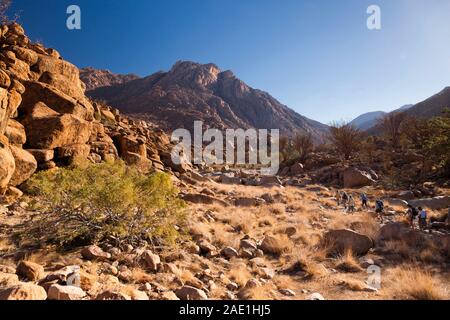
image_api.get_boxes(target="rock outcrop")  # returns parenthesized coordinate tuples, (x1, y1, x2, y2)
(79, 67, 139, 91)
(0, 23, 187, 200)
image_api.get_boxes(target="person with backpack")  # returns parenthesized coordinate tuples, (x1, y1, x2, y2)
(360, 193, 368, 209)
(418, 207, 427, 230)
(335, 191, 341, 206)
(406, 204, 419, 229)
(341, 192, 349, 209)
(347, 195, 356, 213)
(375, 199, 384, 223)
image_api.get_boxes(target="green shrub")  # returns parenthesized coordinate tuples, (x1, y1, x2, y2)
(23, 161, 186, 248)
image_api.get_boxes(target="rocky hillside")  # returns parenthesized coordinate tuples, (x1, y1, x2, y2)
(367, 88, 450, 135)
(0, 23, 187, 201)
(404, 87, 450, 119)
(85, 61, 328, 138)
(79, 67, 139, 91)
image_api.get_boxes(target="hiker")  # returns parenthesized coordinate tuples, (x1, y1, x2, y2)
(406, 204, 419, 229)
(418, 207, 427, 230)
(335, 191, 341, 206)
(360, 193, 368, 209)
(375, 199, 384, 223)
(341, 192, 349, 209)
(347, 195, 356, 213)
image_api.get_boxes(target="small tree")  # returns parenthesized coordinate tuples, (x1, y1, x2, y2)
(279, 135, 290, 162)
(328, 121, 363, 160)
(0, 0, 11, 24)
(378, 112, 407, 149)
(425, 108, 450, 175)
(292, 132, 314, 163)
(23, 161, 186, 248)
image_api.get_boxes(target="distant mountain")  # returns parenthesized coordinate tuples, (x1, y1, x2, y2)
(350, 104, 413, 131)
(80, 67, 139, 91)
(85, 61, 328, 138)
(349, 111, 386, 130)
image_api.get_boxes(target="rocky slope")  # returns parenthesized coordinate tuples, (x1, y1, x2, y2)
(79, 67, 139, 91)
(0, 23, 187, 202)
(404, 87, 450, 119)
(85, 61, 328, 138)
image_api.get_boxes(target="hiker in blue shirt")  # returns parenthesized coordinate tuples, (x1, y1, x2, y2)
(360, 193, 368, 209)
(418, 207, 427, 230)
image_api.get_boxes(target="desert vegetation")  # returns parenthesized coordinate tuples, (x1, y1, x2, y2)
(21, 161, 186, 248)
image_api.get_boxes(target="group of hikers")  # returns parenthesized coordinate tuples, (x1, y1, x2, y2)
(335, 191, 372, 215)
(406, 204, 428, 230)
(335, 191, 450, 230)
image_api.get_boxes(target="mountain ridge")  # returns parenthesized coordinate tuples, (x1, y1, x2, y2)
(82, 61, 329, 139)
(79, 67, 140, 91)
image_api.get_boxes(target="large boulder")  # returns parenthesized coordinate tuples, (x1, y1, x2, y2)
(0, 88, 9, 134)
(81, 245, 111, 261)
(56, 143, 90, 164)
(20, 81, 93, 120)
(290, 163, 304, 175)
(408, 196, 450, 210)
(0, 135, 15, 192)
(0, 283, 47, 300)
(342, 168, 375, 188)
(47, 284, 86, 300)
(9, 146, 37, 186)
(16, 261, 44, 282)
(34, 56, 85, 99)
(0, 87, 20, 134)
(26, 149, 54, 164)
(175, 286, 208, 300)
(20, 102, 91, 149)
(141, 250, 161, 272)
(322, 229, 374, 256)
(376, 222, 410, 243)
(4, 119, 26, 145)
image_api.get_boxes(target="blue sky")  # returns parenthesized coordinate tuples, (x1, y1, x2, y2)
(9, 0, 450, 124)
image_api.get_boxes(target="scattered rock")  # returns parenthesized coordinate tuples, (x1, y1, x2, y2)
(0, 282, 47, 300)
(141, 250, 161, 272)
(279, 288, 296, 297)
(322, 229, 373, 256)
(342, 168, 375, 188)
(16, 261, 44, 282)
(175, 285, 208, 300)
(81, 245, 111, 261)
(48, 284, 86, 300)
(309, 292, 325, 300)
(220, 247, 239, 259)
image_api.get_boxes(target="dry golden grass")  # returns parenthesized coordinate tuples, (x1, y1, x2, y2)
(335, 250, 363, 273)
(130, 268, 154, 284)
(283, 249, 328, 279)
(341, 278, 370, 292)
(237, 283, 273, 300)
(384, 267, 448, 300)
(261, 234, 293, 256)
(228, 264, 252, 287)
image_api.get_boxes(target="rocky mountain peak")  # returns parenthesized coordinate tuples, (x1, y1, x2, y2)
(87, 61, 328, 138)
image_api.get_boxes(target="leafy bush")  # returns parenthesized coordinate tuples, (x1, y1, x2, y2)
(23, 161, 186, 248)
